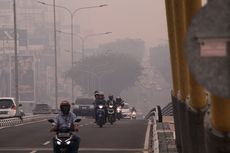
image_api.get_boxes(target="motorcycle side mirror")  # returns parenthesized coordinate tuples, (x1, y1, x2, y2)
(75, 119, 81, 123)
(48, 119, 55, 123)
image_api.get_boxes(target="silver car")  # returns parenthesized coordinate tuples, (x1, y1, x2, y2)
(0, 97, 17, 118)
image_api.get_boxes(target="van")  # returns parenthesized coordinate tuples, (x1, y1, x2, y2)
(73, 98, 95, 117)
(0, 97, 18, 118)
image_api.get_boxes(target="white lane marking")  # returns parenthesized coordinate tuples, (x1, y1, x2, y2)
(80, 148, 144, 151)
(0, 148, 144, 151)
(43, 141, 50, 145)
(15, 124, 24, 126)
(143, 120, 152, 153)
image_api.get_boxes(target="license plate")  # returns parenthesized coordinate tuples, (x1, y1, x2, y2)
(58, 133, 70, 137)
(81, 106, 87, 110)
(0, 111, 8, 114)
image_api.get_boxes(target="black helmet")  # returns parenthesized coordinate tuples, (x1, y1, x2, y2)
(116, 96, 122, 101)
(98, 92, 105, 100)
(94, 90, 99, 95)
(60, 100, 71, 115)
(108, 95, 114, 100)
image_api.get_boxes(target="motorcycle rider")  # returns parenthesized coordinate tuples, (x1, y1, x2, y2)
(93, 91, 100, 120)
(131, 106, 137, 113)
(94, 91, 107, 122)
(107, 95, 115, 106)
(115, 96, 124, 107)
(106, 95, 116, 122)
(50, 100, 81, 153)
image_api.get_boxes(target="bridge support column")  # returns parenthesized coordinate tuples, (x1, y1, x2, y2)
(172, 95, 182, 153)
(178, 100, 190, 153)
(185, 74, 208, 153)
(186, 104, 207, 153)
(205, 96, 230, 153)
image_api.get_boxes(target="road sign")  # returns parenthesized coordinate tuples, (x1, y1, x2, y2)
(186, 0, 230, 98)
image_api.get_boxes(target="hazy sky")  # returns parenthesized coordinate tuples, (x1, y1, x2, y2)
(53, 0, 168, 49)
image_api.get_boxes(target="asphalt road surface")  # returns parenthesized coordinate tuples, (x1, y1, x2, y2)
(0, 118, 148, 153)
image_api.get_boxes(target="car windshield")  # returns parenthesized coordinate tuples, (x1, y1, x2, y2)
(0, 99, 14, 109)
(123, 104, 130, 109)
(76, 98, 94, 105)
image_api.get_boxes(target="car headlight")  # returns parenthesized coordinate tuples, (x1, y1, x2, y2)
(57, 141, 61, 145)
(66, 141, 71, 145)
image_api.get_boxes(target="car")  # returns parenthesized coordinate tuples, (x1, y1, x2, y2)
(72, 98, 94, 117)
(121, 103, 132, 119)
(0, 97, 21, 118)
(32, 103, 52, 115)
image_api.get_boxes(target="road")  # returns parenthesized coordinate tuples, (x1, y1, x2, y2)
(0, 118, 148, 153)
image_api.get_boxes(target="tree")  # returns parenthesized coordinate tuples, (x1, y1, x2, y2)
(149, 44, 172, 83)
(66, 53, 142, 96)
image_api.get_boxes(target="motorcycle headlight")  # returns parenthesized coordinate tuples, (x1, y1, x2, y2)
(109, 105, 113, 108)
(66, 141, 71, 145)
(117, 108, 121, 111)
(132, 112, 136, 115)
(57, 141, 61, 145)
(99, 105, 103, 109)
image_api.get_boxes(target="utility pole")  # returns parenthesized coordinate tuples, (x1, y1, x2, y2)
(13, 0, 19, 116)
(53, 0, 58, 110)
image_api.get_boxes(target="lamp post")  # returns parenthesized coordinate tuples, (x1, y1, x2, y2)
(13, 0, 19, 115)
(53, 0, 58, 110)
(74, 32, 112, 95)
(81, 32, 112, 61)
(56, 30, 112, 95)
(37, 0, 58, 110)
(37, 1, 107, 103)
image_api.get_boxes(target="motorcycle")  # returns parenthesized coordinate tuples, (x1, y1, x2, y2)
(107, 104, 116, 124)
(131, 111, 137, 120)
(116, 106, 122, 120)
(48, 118, 81, 153)
(96, 105, 106, 128)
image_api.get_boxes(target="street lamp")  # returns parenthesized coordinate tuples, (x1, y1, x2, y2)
(77, 32, 112, 94)
(80, 32, 112, 60)
(13, 0, 20, 116)
(38, 1, 107, 103)
(56, 30, 112, 95)
(37, 0, 58, 110)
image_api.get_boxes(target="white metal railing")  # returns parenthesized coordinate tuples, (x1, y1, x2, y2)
(0, 114, 54, 128)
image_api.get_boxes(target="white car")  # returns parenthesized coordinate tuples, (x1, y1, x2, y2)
(121, 103, 132, 119)
(0, 97, 18, 118)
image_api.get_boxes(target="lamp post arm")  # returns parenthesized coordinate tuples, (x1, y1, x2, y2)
(72, 4, 107, 16)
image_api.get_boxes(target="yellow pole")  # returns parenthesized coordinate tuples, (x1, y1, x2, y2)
(183, 0, 207, 110)
(189, 74, 207, 109)
(184, 0, 202, 25)
(174, 0, 190, 102)
(165, 0, 180, 96)
(211, 95, 230, 132)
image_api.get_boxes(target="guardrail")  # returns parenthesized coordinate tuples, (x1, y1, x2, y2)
(0, 114, 54, 128)
(145, 106, 177, 153)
